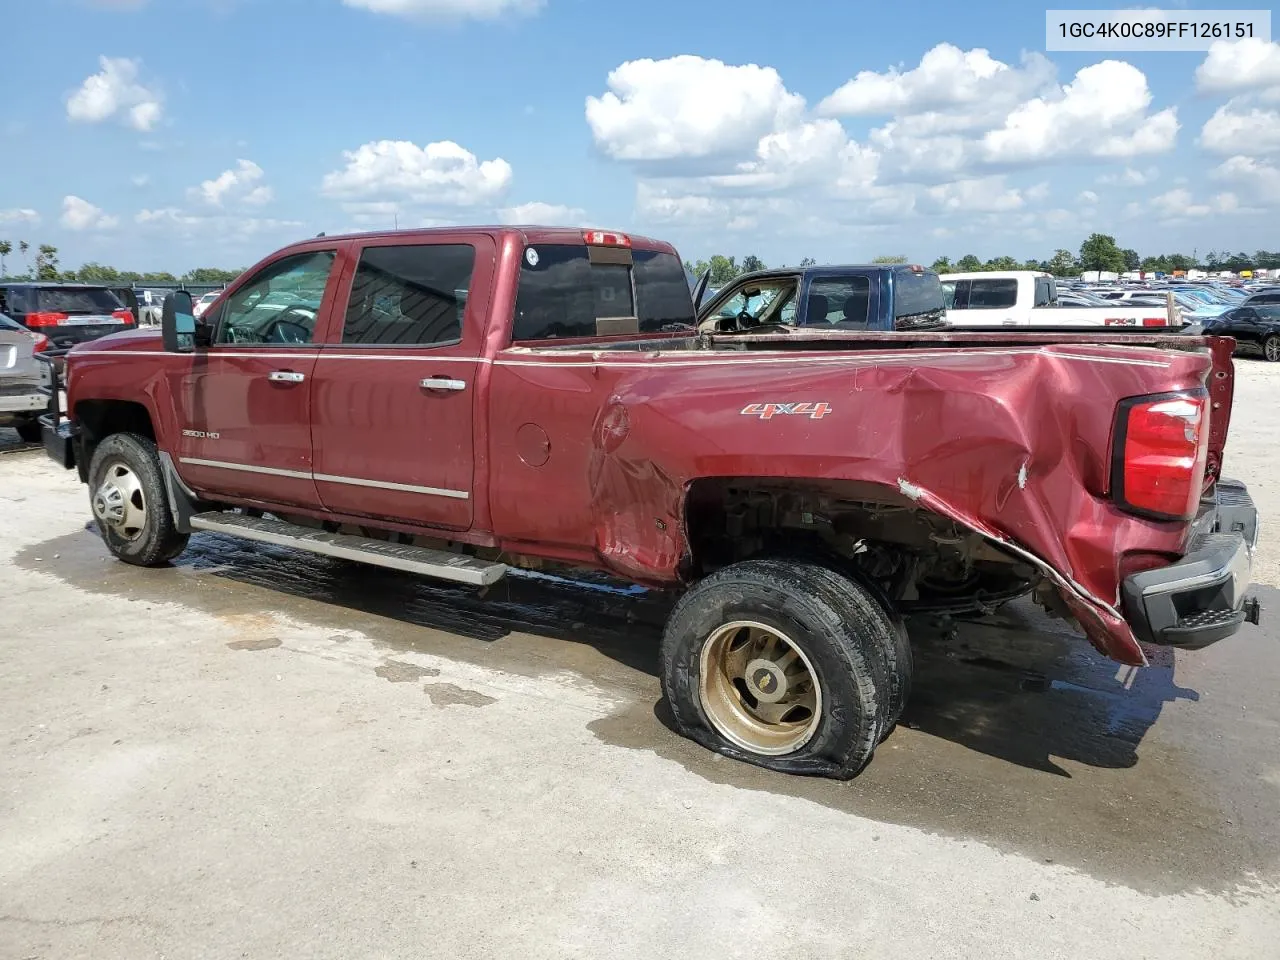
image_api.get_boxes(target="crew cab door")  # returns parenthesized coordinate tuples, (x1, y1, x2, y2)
(309, 235, 494, 531)
(171, 244, 344, 508)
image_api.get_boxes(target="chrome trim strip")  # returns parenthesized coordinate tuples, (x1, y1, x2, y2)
(178, 457, 470, 500)
(312, 472, 470, 500)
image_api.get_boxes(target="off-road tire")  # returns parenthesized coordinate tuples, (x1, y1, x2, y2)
(14, 419, 42, 443)
(88, 433, 190, 567)
(661, 558, 900, 779)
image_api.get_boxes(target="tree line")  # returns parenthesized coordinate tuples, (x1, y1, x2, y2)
(686, 234, 1280, 283)
(0, 239, 242, 285)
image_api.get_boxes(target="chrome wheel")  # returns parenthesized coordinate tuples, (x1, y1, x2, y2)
(698, 621, 823, 756)
(1266, 336, 1280, 363)
(92, 461, 148, 542)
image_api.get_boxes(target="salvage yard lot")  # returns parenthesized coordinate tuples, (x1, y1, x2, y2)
(3, 364, 1280, 959)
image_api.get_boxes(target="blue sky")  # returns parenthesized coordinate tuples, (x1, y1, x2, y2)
(2, 0, 1279, 273)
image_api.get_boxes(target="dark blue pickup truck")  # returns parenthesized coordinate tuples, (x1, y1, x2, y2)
(694, 263, 946, 332)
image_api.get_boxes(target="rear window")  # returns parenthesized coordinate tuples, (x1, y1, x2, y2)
(964, 278, 1018, 310)
(893, 269, 945, 324)
(34, 287, 123, 314)
(512, 245, 695, 341)
(1033, 277, 1056, 307)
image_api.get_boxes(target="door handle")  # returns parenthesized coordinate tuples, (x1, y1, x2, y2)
(420, 377, 467, 392)
(268, 371, 306, 384)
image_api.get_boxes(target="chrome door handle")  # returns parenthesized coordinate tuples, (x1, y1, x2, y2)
(268, 371, 306, 384)
(420, 377, 466, 392)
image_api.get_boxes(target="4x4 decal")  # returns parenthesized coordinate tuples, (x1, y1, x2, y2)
(740, 402, 833, 421)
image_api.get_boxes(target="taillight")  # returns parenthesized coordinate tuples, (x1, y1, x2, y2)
(1142, 317, 1165, 327)
(31, 334, 50, 353)
(112, 309, 135, 324)
(583, 230, 631, 248)
(1112, 391, 1209, 521)
(26, 312, 69, 327)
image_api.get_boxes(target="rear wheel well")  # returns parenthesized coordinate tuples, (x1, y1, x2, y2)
(75, 400, 157, 478)
(683, 478, 1039, 616)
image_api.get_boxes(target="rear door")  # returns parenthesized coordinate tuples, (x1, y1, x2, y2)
(309, 235, 495, 531)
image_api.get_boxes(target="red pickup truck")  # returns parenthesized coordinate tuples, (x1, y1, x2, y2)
(40, 226, 1262, 779)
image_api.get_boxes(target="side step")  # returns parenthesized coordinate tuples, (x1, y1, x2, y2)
(188, 512, 507, 587)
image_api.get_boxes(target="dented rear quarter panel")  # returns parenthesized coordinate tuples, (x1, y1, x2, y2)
(487, 340, 1220, 665)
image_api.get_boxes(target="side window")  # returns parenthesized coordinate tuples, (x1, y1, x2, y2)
(946, 280, 971, 309)
(966, 279, 1019, 309)
(343, 244, 474, 346)
(1033, 277, 1054, 307)
(803, 277, 871, 329)
(217, 251, 336, 346)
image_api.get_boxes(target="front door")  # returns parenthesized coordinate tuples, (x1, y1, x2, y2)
(310, 235, 492, 530)
(172, 247, 343, 508)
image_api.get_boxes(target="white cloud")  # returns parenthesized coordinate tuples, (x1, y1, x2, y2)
(321, 139, 512, 206)
(66, 56, 162, 131)
(1196, 39, 1280, 98)
(1077, 189, 1099, 204)
(0, 208, 40, 225)
(341, 0, 542, 19)
(921, 177, 1027, 214)
(131, 173, 150, 187)
(191, 159, 274, 206)
(586, 56, 804, 162)
(61, 195, 119, 231)
(498, 202, 587, 225)
(1211, 155, 1280, 205)
(819, 44, 1054, 117)
(1148, 188, 1239, 219)
(135, 207, 303, 241)
(982, 61, 1177, 163)
(1098, 166, 1157, 186)
(1199, 101, 1280, 155)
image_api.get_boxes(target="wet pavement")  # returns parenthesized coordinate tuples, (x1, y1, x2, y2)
(3, 360, 1280, 958)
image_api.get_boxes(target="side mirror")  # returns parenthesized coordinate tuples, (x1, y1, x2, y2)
(162, 291, 197, 353)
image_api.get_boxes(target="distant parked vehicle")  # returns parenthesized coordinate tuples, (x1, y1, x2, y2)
(1204, 305, 1280, 362)
(193, 291, 221, 319)
(0, 310, 48, 442)
(0, 283, 136, 350)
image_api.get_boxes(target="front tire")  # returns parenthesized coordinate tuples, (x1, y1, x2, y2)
(87, 433, 190, 567)
(1264, 334, 1280, 363)
(661, 558, 900, 779)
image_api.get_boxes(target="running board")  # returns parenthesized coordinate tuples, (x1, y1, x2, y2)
(188, 512, 507, 587)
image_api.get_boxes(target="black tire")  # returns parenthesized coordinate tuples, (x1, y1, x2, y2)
(87, 433, 190, 567)
(661, 558, 899, 779)
(14, 419, 42, 443)
(1264, 334, 1280, 363)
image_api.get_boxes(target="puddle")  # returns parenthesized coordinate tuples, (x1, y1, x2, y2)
(227, 637, 282, 652)
(16, 528, 1280, 897)
(422, 683, 497, 708)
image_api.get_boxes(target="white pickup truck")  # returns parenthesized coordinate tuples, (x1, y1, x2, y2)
(941, 271, 1183, 329)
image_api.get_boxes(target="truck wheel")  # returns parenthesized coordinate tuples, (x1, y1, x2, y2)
(87, 433, 190, 567)
(15, 419, 42, 443)
(1265, 334, 1280, 363)
(661, 559, 897, 779)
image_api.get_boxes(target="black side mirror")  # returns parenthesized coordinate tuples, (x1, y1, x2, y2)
(162, 291, 197, 353)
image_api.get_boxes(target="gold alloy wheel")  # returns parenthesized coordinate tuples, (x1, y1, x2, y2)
(698, 621, 823, 756)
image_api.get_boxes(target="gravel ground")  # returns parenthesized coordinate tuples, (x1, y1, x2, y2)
(1, 359, 1278, 960)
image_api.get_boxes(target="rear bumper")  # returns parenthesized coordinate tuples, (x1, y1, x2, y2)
(0, 388, 46, 418)
(1122, 479, 1261, 650)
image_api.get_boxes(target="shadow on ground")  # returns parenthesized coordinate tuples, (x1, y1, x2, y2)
(17, 527, 1280, 896)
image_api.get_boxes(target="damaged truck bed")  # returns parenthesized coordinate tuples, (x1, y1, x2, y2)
(42, 227, 1263, 779)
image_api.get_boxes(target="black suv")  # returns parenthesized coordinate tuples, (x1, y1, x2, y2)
(0, 283, 136, 349)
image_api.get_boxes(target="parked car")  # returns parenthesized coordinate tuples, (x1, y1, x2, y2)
(0, 283, 136, 349)
(0, 311, 48, 442)
(192, 291, 221, 319)
(1243, 289, 1280, 308)
(40, 225, 1262, 780)
(1203, 305, 1280, 361)
(940, 271, 1182, 327)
